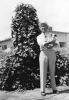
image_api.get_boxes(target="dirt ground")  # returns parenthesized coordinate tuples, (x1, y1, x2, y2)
(0, 86, 69, 100)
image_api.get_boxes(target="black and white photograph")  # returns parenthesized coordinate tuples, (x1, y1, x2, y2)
(0, 0, 69, 100)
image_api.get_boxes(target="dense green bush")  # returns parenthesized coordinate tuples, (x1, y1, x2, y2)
(55, 52, 69, 86)
(0, 52, 69, 91)
(0, 3, 40, 91)
(46, 52, 69, 87)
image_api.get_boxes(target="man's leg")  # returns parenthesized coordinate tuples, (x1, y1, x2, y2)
(48, 50, 57, 90)
(39, 51, 48, 92)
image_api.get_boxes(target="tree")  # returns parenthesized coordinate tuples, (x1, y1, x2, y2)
(10, 3, 41, 90)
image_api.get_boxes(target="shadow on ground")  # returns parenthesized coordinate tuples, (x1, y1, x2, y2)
(46, 89, 69, 95)
(60, 89, 69, 93)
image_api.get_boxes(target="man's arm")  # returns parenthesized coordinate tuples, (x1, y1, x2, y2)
(37, 34, 56, 48)
(44, 38, 56, 47)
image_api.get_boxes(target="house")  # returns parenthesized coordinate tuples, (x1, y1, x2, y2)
(48, 31, 69, 48)
(0, 38, 13, 53)
(0, 38, 14, 67)
(0, 38, 14, 60)
(48, 31, 69, 58)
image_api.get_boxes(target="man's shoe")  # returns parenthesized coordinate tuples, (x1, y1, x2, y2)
(53, 90, 59, 94)
(41, 92, 46, 96)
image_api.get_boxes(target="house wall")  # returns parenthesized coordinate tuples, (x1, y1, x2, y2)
(0, 38, 13, 67)
(67, 34, 69, 48)
(49, 31, 69, 48)
(48, 31, 69, 58)
(0, 39, 13, 53)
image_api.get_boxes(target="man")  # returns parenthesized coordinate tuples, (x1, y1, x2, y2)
(37, 23, 59, 96)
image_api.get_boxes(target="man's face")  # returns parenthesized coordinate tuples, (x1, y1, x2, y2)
(41, 26, 46, 33)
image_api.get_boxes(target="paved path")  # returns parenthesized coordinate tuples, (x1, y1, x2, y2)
(0, 86, 69, 100)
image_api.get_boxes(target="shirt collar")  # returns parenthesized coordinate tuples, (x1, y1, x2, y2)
(41, 32, 47, 38)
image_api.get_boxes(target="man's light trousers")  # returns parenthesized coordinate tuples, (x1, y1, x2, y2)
(39, 49, 57, 92)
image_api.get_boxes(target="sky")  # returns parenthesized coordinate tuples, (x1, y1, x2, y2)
(0, 0, 69, 40)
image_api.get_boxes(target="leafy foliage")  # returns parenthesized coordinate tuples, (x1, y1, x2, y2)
(0, 52, 69, 91)
(46, 52, 69, 87)
(55, 53, 69, 86)
(0, 3, 40, 91)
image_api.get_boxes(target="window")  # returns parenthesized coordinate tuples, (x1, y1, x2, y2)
(2, 45, 7, 50)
